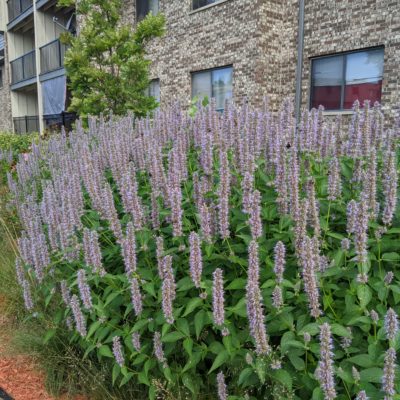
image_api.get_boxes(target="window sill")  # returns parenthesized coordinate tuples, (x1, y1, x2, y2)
(322, 110, 354, 116)
(189, 0, 231, 15)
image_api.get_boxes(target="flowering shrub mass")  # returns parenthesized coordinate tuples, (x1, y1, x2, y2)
(8, 99, 400, 399)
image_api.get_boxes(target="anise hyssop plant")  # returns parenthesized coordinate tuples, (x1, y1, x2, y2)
(8, 98, 400, 399)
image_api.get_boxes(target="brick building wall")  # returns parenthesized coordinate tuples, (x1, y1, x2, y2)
(123, 0, 399, 118)
(0, 35, 12, 132)
(294, 0, 400, 120)
(123, 0, 284, 109)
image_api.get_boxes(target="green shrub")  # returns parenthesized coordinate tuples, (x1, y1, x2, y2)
(7, 100, 400, 400)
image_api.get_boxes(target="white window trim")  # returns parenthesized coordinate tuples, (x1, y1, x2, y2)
(189, 0, 231, 15)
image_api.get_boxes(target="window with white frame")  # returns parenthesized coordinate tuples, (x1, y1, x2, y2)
(136, 0, 159, 22)
(310, 47, 384, 110)
(191, 66, 233, 111)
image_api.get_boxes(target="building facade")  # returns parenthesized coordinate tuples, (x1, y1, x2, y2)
(0, 0, 399, 133)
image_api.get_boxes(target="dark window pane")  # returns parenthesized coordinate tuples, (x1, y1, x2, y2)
(192, 71, 212, 101)
(192, 0, 219, 10)
(212, 67, 232, 111)
(343, 48, 384, 108)
(137, 0, 158, 21)
(148, 79, 160, 103)
(311, 55, 343, 110)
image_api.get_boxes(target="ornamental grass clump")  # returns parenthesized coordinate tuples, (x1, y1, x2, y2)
(7, 98, 400, 399)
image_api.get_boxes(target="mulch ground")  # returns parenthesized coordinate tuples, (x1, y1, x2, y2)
(0, 297, 86, 400)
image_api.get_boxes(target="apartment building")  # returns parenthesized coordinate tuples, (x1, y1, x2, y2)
(0, 0, 399, 133)
(0, 0, 75, 133)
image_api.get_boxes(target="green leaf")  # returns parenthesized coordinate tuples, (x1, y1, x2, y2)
(357, 285, 372, 309)
(183, 297, 203, 317)
(226, 278, 247, 290)
(182, 373, 197, 394)
(112, 363, 120, 385)
(272, 369, 292, 390)
(209, 350, 229, 374)
(177, 318, 190, 336)
(360, 367, 383, 383)
(104, 291, 121, 307)
(298, 323, 320, 336)
(183, 338, 193, 356)
(119, 372, 134, 387)
(288, 353, 305, 370)
(348, 354, 375, 368)
(162, 331, 185, 343)
(238, 368, 253, 386)
(382, 252, 400, 261)
(331, 324, 352, 337)
(98, 345, 114, 358)
(87, 320, 102, 339)
(131, 319, 148, 332)
(194, 310, 206, 339)
(43, 329, 56, 344)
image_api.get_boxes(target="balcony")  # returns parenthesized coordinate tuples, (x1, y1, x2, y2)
(7, 0, 33, 28)
(40, 39, 67, 75)
(13, 115, 39, 134)
(10, 50, 36, 86)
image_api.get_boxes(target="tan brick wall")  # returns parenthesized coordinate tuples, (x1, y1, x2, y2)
(123, 0, 400, 118)
(293, 0, 400, 121)
(123, 0, 283, 109)
(0, 35, 12, 132)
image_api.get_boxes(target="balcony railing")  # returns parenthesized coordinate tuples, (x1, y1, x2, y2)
(7, 0, 33, 22)
(44, 112, 76, 132)
(40, 39, 68, 75)
(10, 50, 36, 84)
(13, 116, 39, 134)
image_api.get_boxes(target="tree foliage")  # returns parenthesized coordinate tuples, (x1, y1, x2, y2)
(59, 0, 165, 117)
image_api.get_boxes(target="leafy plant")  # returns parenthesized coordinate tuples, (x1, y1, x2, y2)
(59, 0, 165, 118)
(7, 99, 400, 400)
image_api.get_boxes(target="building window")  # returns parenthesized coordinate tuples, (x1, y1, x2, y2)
(192, 0, 223, 11)
(310, 47, 384, 110)
(136, 0, 159, 22)
(145, 79, 160, 103)
(0, 68, 3, 88)
(192, 66, 233, 111)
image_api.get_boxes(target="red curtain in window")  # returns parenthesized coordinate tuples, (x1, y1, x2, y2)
(343, 80, 382, 109)
(311, 86, 341, 110)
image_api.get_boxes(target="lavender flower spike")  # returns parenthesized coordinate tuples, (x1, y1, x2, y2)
(385, 308, 399, 342)
(212, 268, 225, 327)
(382, 347, 397, 398)
(161, 255, 176, 324)
(189, 231, 203, 288)
(153, 331, 166, 364)
(273, 241, 286, 284)
(246, 240, 271, 355)
(77, 269, 93, 311)
(22, 280, 34, 311)
(316, 323, 336, 400)
(355, 391, 369, 400)
(70, 294, 87, 337)
(129, 277, 143, 316)
(217, 371, 228, 400)
(131, 332, 141, 352)
(112, 336, 124, 367)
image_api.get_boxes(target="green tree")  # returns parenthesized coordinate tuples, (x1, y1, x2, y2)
(59, 0, 165, 118)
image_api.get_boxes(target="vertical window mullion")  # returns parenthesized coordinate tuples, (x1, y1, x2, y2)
(340, 55, 346, 110)
(210, 70, 214, 99)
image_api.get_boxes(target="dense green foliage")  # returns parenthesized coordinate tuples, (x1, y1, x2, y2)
(8, 102, 400, 399)
(59, 0, 165, 118)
